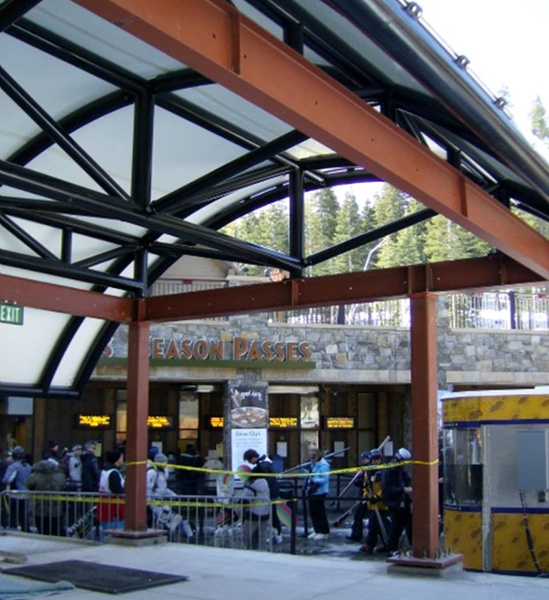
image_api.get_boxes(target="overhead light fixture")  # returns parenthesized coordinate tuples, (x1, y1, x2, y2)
(180, 384, 198, 392)
(268, 385, 319, 395)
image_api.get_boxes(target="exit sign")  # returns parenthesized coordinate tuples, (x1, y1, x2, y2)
(0, 303, 24, 326)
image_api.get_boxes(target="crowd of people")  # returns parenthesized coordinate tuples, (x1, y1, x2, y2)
(0, 439, 123, 536)
(1, 437, 419, 556)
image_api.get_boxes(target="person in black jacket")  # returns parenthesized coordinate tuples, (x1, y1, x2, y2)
(381, 447, 412, 557)
(80, 441, 100, 492)
(175, 444, 203, 495)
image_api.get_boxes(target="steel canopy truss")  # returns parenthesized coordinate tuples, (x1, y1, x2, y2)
(74, 0, 549, 280)
(0, 0, 547, 398)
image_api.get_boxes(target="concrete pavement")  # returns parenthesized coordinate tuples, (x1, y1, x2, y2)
(1, 533, 547, 600)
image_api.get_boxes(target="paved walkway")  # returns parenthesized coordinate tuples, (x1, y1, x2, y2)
(1, 532, 548, 600)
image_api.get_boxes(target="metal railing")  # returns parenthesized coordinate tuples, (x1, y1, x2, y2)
(449, 291, 549, 330)
(150, 278, 228, 297)
(149, 278, 548, 331)
(1, 476, 364, 552)
(0, 489, 280, 551)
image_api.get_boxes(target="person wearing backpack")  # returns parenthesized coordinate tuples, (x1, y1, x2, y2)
(146, 452, 183, 535)
(243, 448, 283, 543)
(240, 465, 271, 550)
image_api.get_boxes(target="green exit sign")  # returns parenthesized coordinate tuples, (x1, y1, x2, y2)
(0, 302, 24, 325)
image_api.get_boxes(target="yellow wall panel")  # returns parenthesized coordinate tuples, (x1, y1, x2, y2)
(443, 394, 549, 424)
(492, 513, 549, 574)
(443, 508, 483, 571)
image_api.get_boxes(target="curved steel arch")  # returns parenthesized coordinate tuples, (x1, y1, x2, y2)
(0, 0, 548, 401)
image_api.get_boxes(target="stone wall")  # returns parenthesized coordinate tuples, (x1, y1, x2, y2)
(97, 299, 549, 389)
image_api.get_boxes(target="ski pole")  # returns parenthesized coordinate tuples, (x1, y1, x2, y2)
(332, 499, 361, 527)
(336, 470, 361, 499)
(283, 447, 350, 474)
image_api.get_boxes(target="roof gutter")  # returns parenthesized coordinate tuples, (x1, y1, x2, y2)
(325, 0, 549, 204)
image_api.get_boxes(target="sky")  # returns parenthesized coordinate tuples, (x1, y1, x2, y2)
(335, 0, 548, 203)
(417, 0, 549, 141)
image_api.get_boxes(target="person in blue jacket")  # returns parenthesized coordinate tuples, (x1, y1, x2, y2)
(301, 448, 330, 540)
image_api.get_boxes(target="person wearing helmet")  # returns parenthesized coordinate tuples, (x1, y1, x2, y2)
(359, 449, 389, 554)
(346, 451, 372, 541)
(381, 447, 413, 557)
(2, 446, 32, 531)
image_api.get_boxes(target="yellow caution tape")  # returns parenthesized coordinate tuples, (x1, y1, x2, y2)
(126, 458, 438, 478)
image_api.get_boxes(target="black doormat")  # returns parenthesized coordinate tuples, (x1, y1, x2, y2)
(4, 559, 188, 594)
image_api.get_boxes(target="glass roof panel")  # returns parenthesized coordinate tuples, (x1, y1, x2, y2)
(5, 217, 64, 258)
(29, 0, 187, 78)
(151, 105, 251, 200)
(0, 307, 71, 385)
(232, 0, 284, 41)
(0, 33, 117, 124)
(51, 317, 107, 387)
(178, 86, 293, 142)
(187, 175, 289, 224)
(286, 139, 337, 160)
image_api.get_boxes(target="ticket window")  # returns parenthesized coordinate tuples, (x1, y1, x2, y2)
(301, 395, 320, 460)
(179, 392, 199, 452)
(443, 428, 483, 506)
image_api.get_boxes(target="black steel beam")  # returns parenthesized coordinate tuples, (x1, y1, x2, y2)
(0, 65, 131, 200)
(7, 91, 132, 169)
(154, 129, 309, 213)
(0, 248, 144, 291)
(0, 210, 57, 260)
(74, 246, 138, 269)
(0, 205, 143, 245)
(0, 0, 42, 32)
(289, 169, 305, 277)
(0, 160, 304, 271)
(308, 208, 437, 265)
(131, 90, 154, 210)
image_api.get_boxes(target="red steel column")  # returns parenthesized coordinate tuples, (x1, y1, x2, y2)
(410, 292, 439, 558)
(124, 317, 150, 531)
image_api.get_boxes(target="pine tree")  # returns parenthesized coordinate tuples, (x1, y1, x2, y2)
(391, 199, 425, 265)
(530, 96, 549, 142)
(372, 185, 409, 268)
(423, 215, 490, 262)
(307, 188, 340, 276)
(332, 190, 363, 273)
